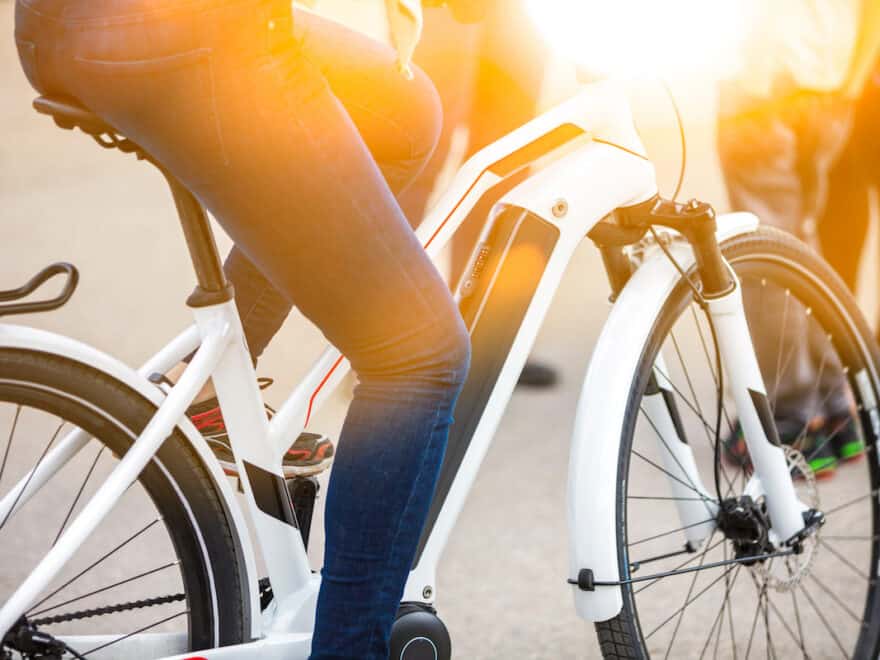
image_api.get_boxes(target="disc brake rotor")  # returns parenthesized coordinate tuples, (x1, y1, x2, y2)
(754, 446, 819, 592)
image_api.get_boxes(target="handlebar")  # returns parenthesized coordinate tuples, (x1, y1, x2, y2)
(0, 263, 80, 318)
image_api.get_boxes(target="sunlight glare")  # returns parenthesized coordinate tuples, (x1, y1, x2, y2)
(525, 0, 747, 79)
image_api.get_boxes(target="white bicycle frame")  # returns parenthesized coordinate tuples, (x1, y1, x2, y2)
(0, 80, 809, 658)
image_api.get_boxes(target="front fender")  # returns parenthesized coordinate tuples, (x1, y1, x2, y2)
(568, 212, 759, 621)
(0, 323, 260, 637)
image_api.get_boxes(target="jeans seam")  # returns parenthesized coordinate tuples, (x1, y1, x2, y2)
(279, 67, 443, 324)
(343, 99, 420, 162)
(240, 283, 271, 328)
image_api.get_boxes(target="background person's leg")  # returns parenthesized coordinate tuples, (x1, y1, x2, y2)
(718, 87, 854, 469)
(717, 90, 820, 436)
(817, 60, 880, 296)
(816, 140, 871, 293)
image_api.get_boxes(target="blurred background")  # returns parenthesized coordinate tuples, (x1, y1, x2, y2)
(2, 0, 880, 657)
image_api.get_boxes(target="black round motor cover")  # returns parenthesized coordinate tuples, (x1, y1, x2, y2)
(388, 609, 451, 660)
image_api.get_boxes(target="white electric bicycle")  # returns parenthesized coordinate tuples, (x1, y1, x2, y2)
(2, 80, 879, 659)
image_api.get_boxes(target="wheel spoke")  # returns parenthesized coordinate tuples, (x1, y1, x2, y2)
(670, 331, 713, 447)
(699, 564, 742, 660)
(725, 543, 738, 660)
(689, 304, 736, 435)
(797, 580, 849, 658)
(803, 413, 852, 463)
(645, 565, 737, 640)
(789, 353, 843, 453)
(0, 406, 22, 486)
(634, 535, 724, 595)
(640, 407, 716, 517)
(53, 445, 105, 546)
(653, 366, 721, 442)
(807, 572, 863, 623)
(744, 580, 766, 660)
(824, 489, 879, 517)
(30, 518, 163, 611)
(629, 517, 716, 548)
(818, 538, 869, 581)
(769, 290, 791, 412)
(744, 569, 805, 658)
(652, 365, 736, 496)
(0, 421, 65, 530)
(664, 538, 715, 659)
(787, 564, 807, 657)
(631, 449, 717, 504)
(81, 609, 189, 657)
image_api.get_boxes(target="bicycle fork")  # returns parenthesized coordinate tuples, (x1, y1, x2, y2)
(615, 197, 819, 549)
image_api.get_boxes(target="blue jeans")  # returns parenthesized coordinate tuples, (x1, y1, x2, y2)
(14, 1, 471, 657)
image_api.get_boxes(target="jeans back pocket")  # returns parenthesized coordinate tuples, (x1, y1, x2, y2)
(73, 48, 229, 185)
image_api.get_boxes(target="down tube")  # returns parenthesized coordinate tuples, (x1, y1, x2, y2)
(413, 206, 559, 563)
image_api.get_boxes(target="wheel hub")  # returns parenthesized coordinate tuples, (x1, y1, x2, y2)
(717, 495, 775, 564)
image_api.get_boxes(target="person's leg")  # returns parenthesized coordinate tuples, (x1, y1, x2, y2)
(815, 139, 870, 293)
(717, 88, 818, 432)
(817, 63, 880, 294)
(797, 97, 856, 437)
(226, 9, 465, 364)
(25, 2, 470, 657)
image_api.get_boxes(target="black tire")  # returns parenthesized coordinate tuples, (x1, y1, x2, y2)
(0, 349, 249, 656)
(596, 227, 880, 658)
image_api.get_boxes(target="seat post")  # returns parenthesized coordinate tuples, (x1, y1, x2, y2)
(161, 171, 234, 307)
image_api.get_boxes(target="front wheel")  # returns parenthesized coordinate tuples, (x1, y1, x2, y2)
(597, 227, 880, 658)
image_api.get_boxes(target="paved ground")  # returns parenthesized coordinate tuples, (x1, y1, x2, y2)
(2, 3, 879, 658)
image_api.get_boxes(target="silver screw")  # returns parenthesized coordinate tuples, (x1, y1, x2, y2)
(687, 198, 700, 210)
(552, 199, 568, 218)
(422, 586, 434, 600)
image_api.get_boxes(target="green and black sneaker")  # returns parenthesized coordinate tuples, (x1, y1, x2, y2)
(723, 418, 838, 479)
(825, 415, 865, 462)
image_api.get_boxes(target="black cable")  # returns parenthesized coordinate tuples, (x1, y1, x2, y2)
(647, 228, 726, 504)
(593, 137, 650, 162)
(707, 308, 726, 505)
(62, 641, 89, 659)
(659, 78, 687, 202)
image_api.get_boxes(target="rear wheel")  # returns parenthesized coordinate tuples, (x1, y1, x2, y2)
(0, 349, 249, 658)
(597, 227, 880, 658)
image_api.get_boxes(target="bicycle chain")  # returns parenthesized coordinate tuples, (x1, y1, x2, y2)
(30, 593, 186, 626)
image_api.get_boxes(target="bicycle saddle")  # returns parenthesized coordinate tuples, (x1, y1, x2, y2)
(33, 95, 143, 156)
(33, 95, 114, 137)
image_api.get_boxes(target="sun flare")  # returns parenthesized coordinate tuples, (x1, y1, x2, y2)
(525, 0, 747, 79)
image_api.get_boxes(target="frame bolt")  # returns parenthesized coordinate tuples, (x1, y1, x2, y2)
(422, 586, 434, 600)
(552, 199, 568, 218)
